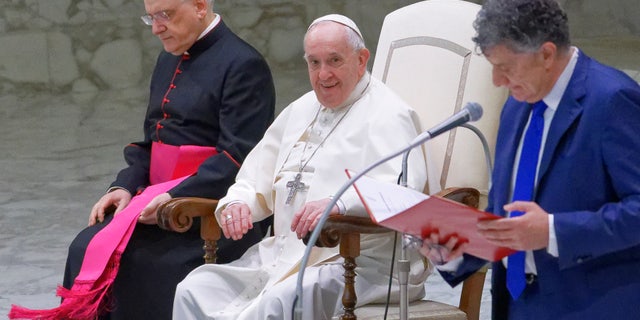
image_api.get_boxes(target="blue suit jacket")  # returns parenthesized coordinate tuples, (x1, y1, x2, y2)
(442, 52, 640, 319)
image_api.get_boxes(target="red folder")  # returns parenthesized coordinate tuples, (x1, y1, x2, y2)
(347, 170, 514, 262)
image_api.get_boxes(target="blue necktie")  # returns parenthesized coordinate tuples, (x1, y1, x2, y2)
(507, 100, 547, 299)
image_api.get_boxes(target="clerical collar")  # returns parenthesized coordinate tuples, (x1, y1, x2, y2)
(198, 14, 221, 41)
(184, 14, 221, 55)
(324, 72, 371, 111)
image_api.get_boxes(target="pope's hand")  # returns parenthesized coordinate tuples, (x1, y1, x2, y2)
(221, 203, 253, 240)
(291, 198, 340, 239)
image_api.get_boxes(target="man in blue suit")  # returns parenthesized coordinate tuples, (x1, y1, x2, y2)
(420, 0, 640, 319)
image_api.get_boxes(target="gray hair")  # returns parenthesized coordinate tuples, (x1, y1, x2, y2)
(305, 21, 366, 52)
(184, 0, 215, 10)
(472, 0, 570, 54)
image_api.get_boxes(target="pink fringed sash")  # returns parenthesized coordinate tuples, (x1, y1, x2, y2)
(9, 142, 217, 320)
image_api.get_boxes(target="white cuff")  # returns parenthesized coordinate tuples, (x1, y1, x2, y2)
(106, 186, 127, 194)
(436, 256, 464, 272)
(329, 196, 347, 215)
(547, 214, 559, 257)
(223, 200, 247, 210)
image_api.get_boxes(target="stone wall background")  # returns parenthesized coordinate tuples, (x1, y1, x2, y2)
(0, 0, 428, 113)
(1, 0, 638, 114)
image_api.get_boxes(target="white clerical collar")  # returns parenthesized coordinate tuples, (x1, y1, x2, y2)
(198, 14, 221, 40)
(183, 14, 221, 56)
(324, 72, 371, 111)
(540, 46, 579, 112)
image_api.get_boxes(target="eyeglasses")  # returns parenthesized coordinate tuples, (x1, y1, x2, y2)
(141, 0, 190, 26)
(141, 11, 172, 26)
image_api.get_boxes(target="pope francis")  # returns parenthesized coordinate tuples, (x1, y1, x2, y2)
(173, 14, 433, 320)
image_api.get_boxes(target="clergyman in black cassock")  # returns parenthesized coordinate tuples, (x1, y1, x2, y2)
(62, 2, 275, 319)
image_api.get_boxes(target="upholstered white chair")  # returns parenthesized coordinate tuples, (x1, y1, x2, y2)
(371, 0, 507, 204)
(327, 0, 508, 319)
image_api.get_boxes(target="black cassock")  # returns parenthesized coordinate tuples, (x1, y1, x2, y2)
(63, 20, 275, 320)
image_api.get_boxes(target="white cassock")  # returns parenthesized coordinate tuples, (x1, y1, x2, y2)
(173, 73, 436, 320)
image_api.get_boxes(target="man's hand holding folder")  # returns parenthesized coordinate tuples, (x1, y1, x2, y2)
(347, 170, 514, 262)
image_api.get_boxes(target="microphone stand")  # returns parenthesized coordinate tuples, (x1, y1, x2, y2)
(397, 147, 414, 320)
(396, 123, 493, 320)
(461, 123, 494, 188)
(293, 133, 429, 320)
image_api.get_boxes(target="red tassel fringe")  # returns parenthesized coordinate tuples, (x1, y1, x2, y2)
(8, 254, 120, 320)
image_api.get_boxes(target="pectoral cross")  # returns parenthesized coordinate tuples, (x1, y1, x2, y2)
(285, 173, 307, 205)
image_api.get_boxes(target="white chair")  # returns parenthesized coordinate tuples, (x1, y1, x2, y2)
(372, 0, 507, 204)
(345, 0, 508, 319)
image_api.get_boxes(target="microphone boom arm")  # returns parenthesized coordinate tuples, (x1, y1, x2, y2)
(401, 123, 493, 192)
(293, 135, 427, 320)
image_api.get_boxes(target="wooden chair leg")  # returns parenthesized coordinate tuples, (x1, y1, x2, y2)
(339, 232, 361, 320)
(201, 213, 221, 264)
(458, 266, 488, 320)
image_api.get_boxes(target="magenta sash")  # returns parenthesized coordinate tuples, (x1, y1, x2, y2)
(9, 142, 218, 319)
(150, 142, 218, 185)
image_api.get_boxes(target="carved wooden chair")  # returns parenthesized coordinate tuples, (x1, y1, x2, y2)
(156, 190, 487, 319)
(309, 187, 487, 320)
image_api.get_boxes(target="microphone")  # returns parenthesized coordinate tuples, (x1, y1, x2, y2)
(411, 102, 483, 144)
(402, 102, 483, 187)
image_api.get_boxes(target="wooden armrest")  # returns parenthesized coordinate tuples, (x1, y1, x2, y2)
(157, 197, 219, 232)
(306, 186, 480, 248)
(157, 197, 221, 264)
(307, 215, 391, 248)
(436, 187, 480, 209)
(305, 186, 481, 320)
